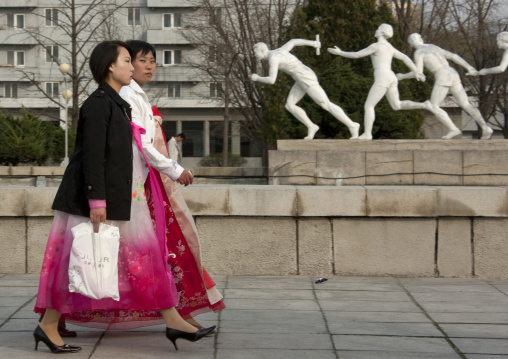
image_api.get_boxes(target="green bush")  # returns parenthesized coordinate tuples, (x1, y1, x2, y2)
(198, 153, 247, 167)
(0, 109, 75, 166)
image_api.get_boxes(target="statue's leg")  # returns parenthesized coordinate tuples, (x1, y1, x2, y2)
(306, 86, 359, 139)
(286, 84, 320, 140)
(451, 84, 493, 139)
(360, 84, 387, 139)
(429, 85, 461, 139)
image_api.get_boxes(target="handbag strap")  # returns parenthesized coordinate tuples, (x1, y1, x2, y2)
(130, 123, 169, 268)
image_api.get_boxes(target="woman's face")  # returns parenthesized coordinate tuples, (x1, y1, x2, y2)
(132, 50, 156, 87)
(108, 47, 134, 90)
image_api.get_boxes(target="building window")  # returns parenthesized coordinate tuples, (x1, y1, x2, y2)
(7, 14, 25, 29)
(210, 82, 223, 98)
(45, 82, 59, 98)
(163, 50, 182, 65)
(7, 51, 25, 67)
(209, 46, 216, 63)
(128, 8, 140, 26)
(163, 13, 181, 28)
(210, 8, 221, 25)
(5, 83, 18, 98)
(182, 121, 204, 157)
(45, 9, 58, 27)
(168, 82, 181, 97)
(46, 45, 59, 63)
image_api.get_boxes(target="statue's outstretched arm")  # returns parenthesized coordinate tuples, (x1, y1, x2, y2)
(478, 52, 508, 75)
(281, 39, 320, 52)
(443, 50, 477, 75)
(393, 49, 425, 81)
(327, 44, 377, 59)
(251, 57, 280, 84)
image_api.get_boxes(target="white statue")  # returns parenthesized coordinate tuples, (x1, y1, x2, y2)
(397, 33, 493, 139)
(478, 31, 508, 75)
(250, 39, 360, 140)
(328, 24, 429, 140)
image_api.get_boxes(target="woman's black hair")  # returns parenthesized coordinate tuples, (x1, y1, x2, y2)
(89, 40, 133, 84)
(126, 40, 156, 61)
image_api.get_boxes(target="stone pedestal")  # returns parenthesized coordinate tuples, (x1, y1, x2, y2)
(269, 139, 508, 186)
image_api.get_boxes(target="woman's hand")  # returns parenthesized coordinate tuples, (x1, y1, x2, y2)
(90, 208, 107, 223)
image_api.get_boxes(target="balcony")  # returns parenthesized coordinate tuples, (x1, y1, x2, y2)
(0, 0, 37, 7)
(146, 0, 197, 7)
(0, 97, 59, 109)
(151, 66, 202, 82)
(0, 27, 68, 45)
(147, 29, 192, 45)
(0, 28, 38, 45)
(155, 97, 223, 108)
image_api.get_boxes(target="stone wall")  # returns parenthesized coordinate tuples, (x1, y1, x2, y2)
(269, 139, 508, 186)
(1, 185, 507, 279)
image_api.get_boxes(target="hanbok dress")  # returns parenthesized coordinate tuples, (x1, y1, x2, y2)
(35, 124, 178, 330)
(145, 117, 225, 319)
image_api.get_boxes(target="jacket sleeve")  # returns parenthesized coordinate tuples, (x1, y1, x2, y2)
(124, 90, 184, 181)
(81, 96, 109, 200)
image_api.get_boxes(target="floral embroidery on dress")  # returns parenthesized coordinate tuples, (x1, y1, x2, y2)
(132, 181, 145, 202)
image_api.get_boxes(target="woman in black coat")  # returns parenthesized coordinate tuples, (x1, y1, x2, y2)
(33, 41, 214, 354)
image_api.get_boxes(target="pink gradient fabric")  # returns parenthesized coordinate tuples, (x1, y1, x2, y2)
(34, 123, 178, 329)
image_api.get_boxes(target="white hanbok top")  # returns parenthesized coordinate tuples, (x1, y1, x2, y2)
(120, 80, 184, 181)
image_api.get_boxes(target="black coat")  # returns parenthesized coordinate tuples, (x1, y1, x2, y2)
(52, 83, 134, 221)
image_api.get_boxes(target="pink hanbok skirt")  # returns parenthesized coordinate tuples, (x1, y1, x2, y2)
(34, 144, 178, 329)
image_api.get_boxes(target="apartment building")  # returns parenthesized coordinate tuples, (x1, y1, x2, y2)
(0, 0, 262, 167)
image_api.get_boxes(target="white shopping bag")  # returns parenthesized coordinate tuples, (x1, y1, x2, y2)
(68, 221, 120, 301)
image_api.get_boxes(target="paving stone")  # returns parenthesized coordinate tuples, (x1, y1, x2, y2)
(453, 338, 508, 355)
(91, 331, 214, 357)
(323, 311, 430, 324)
(217, 333, 333, 350)
(328, 321, 443, 337)
(226, 276, 313, 290)
(220, 309, 322, 323)
(0, 287, 38, 297)
(336, 351, 461, 359)
(216, 349, 336, 359)
(224, 299, 320, 311)
(332, 335, 457, 354)
(312, 276, 401, 291)
(429, 312, 508, 324)
(224, 288, 314, 300)
(319, 300, 420, 312)
(0, 296, 35, 307)
(315, 290, 410, 302)
(0, 306, 20, 320)
(440, 324, 508, 339)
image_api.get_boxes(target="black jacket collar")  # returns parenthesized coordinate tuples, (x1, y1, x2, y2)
(99, 82, 131, 109)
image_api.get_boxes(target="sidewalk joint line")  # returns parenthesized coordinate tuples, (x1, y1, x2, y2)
(311, 278, 340, 359)
(87, 330, 107, 359)
(486, 280, 508, 298)
(396, 278, 467, 359)
(213, 275, 228, 359)
(0, 294, 36, 329)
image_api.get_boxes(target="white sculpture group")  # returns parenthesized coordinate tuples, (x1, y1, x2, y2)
(250, 25, 508, 141)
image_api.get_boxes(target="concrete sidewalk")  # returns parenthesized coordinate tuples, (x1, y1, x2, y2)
(1, 274, 507, 358)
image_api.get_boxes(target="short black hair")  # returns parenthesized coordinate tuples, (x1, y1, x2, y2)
(89, 41, 133, 84)
(177, 133, 186, 139)
(126, 40, 156, 61)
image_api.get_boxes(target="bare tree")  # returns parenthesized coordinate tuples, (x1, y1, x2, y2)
(183, 0, 302, 166)
(15, 0, 128, 130)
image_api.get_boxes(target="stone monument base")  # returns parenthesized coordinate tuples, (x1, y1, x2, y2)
(269, 139, 508, 186)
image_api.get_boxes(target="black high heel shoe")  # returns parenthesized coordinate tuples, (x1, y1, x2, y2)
(165, 325, 216, 350)
(33, 325, 82, 354)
